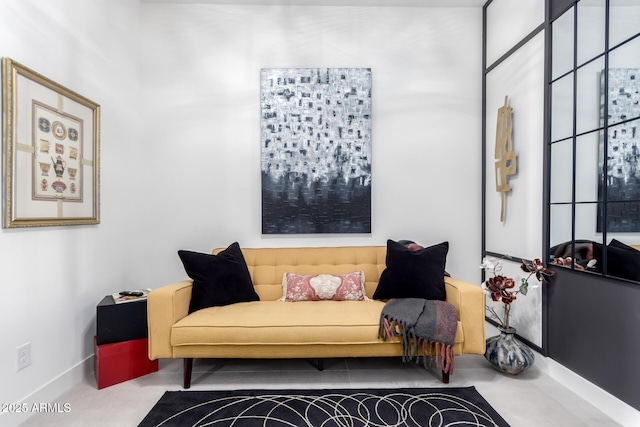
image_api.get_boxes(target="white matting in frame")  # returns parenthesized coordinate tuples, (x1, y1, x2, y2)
(2, 58, 100, 228)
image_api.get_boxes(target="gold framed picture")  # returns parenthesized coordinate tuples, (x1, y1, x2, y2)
(2, 58, 100, 228)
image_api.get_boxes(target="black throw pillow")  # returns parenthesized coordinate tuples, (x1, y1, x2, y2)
(373, 239, 449, 301)
(609, 239, 637, 252)
(397, 239, 451, 277)
(592, 241, 640, 282)
(178, 242, 259, 313)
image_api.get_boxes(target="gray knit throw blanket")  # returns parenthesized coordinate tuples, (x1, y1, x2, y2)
(379, 298, 457, 375)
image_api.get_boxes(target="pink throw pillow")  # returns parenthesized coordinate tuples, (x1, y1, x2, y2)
(281, 271, 368, 302)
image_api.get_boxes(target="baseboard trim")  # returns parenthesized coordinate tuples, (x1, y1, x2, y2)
(535, 354, 640, 426)
(485, 321, 639, 425)
(0, 355, 94, 427)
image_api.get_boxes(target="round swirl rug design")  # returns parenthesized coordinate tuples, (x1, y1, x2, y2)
(138, 387, 509, 427)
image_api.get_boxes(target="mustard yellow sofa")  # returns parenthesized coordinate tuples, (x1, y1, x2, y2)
(147, 246, 485, 388)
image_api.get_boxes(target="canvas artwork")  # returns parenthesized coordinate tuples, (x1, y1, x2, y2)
(260, 68, 372, 234)
(598, 68, 640, 232)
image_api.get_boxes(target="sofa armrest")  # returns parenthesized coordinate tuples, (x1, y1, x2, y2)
(147, 280, 193, 360)
(445, 277, 486, 355)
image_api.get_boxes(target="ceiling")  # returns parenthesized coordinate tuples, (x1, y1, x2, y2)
(141, 0, 486, 7)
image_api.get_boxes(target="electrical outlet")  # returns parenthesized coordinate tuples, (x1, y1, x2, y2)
(17, 342, 31, 371)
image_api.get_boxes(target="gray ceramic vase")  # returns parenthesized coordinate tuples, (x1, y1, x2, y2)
(484, 326, 534, 375)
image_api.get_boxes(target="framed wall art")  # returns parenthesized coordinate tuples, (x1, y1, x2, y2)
(2, 58, 100, 228)
(597, 68, 640, 232)
(260, 68, 372, 234)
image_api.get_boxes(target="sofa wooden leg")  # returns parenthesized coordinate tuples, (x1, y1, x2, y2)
(184, 358, 193, 389)
(317, 359, 324, 371)
(442, 370, 450, 384)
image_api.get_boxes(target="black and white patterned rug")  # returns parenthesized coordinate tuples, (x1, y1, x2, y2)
(138, 387, 510, 427)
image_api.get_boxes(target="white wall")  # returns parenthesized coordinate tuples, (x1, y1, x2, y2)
(484, 0, 545, 347)
(140, 4, 483, 283)
(485, 32, 545, 262)
(0, 0, 483, 418)
(485, 0, 543, 66)
(0, 0, 144, 420)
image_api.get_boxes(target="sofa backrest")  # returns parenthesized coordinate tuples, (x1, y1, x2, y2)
(213, 246, 387, 301)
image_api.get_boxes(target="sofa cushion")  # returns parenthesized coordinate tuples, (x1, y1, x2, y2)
(280, 271, 368, 302)
(218, 246, 387, 301)
(373, 240, 448, 301)
(178, 242, 259, 313)
(171, 300, 464, 346)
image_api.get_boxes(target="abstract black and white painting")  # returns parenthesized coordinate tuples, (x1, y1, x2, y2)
(260, 68, 372, 234)
(598, 68, 640, 232)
